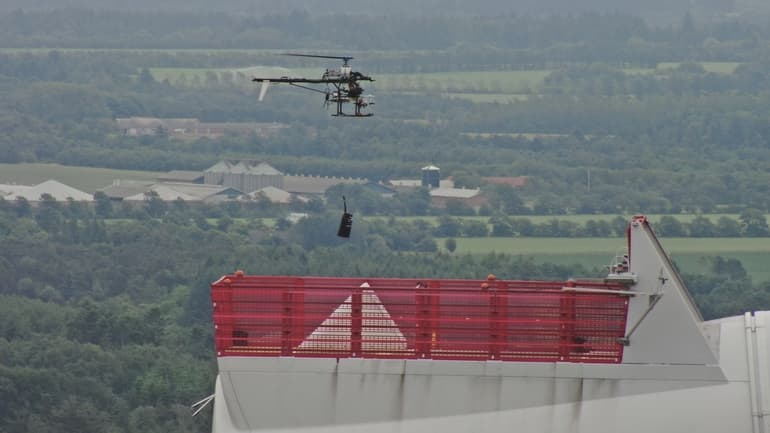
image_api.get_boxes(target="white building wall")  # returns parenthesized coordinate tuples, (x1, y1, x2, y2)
(211, 344, 749, 433)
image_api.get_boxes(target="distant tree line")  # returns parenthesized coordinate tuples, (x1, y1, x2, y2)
(0, 0, 719, 22)
(1, 10, 770, 66)
(6, 191, 770, 243)
(427, 211, 770, 238)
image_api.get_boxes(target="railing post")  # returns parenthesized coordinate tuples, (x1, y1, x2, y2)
(292, 279, 304, 353)
(488, 275, 505, 360)
(214, 277, 234, 356)
(428, 280, 440, 358)
(559, 279, 577, 361)
(416, 280, 439, 359)
(351, 284, 363, 357)
(483, 280, 494, 360)
(281, 282, 295, 356)
(416, 284, 428, 358)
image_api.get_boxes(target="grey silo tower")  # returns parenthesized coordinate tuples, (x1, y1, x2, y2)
(421, 165, 440, 188)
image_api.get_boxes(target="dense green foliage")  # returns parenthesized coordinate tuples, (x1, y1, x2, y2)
(1, 197, 768, 432)
(0, 200, 599, 433)
(4, 6, 770, 432)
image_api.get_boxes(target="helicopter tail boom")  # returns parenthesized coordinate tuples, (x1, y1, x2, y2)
(257, 80, 270, 101)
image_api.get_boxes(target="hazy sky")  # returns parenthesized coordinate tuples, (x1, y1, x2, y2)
(0, 0, 707, 22)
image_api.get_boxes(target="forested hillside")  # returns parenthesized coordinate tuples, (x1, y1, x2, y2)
(0, 195, 766, 432)
(0, 200, 589, 433)
(4, 6, 770, 433)
(0, 10, 766, 53)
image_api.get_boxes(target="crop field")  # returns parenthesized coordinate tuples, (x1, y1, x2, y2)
(149, 67, 551, 93)
(442, 93, 530, 103)
(149, 66, 319, 84)
(444, 237, 770, 254)
(438, 237, 770, 282)
(624, 62, 742, 75)
(461, 132, 573, 139)
(0, 47, 742, 75)
(3, 48, 739, 81)
(374, 70, 550, 93)
(0, 163, 162, 193)
(656, 61, 741, 74)
(374, 214, 743, 226)
(148, 62, 738, 90)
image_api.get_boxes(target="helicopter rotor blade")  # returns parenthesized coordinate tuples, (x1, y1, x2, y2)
(258, 80, 270, 101)
(282, 53, 354, 65)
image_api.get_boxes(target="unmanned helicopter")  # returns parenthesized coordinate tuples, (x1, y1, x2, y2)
(252, 54, 375, 117)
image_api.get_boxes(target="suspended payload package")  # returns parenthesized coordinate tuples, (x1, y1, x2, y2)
(338, 196, 353, 238)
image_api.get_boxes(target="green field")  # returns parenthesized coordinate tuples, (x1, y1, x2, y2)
(442, 93, 530, 103)
(373, 70, 551, 93)
(0, 163, 765, 279)
(443, 237, 770, 254)
(624, 62, 742, 75)
(656, 61, 741, 74)
(149, 67, 551, 93)
(150, 66, 319, 84)
(438, 237, 770, 282)
(0, 163, 162, 193)
(0, 48, 744, 75)
(146, 62, 741, 96)
(370, 214, 744, 226)
(461, 132, 573, 139)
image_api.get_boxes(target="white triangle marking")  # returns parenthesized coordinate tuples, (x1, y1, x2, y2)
(297, 283, 408, 353)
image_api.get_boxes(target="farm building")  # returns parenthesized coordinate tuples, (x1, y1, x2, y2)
(429, 187, 486, 208)
(390, 164, 455, 191)
(98, 160, 368, 203)
(204, 160, 284, 193)
(156, 171, 205, 184)
(123, 183, 243, 203)
(0, 180, 92, 202)
(245, 186, 304, 205)
(282, 175, 367, 196)
(483, 176, 529, 188)
(99, 180, 157, 200)
(99, 179, 242, 203)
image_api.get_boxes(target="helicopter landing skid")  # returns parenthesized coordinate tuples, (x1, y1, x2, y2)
(333, 113, 374, 117)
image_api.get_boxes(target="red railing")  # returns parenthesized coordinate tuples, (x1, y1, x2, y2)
(211, 273, 629, 363)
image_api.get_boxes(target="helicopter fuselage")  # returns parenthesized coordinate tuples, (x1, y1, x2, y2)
(251, 54, 375, 117)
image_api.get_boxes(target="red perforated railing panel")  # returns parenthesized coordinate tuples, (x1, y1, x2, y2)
(211, 275, 629, 363)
